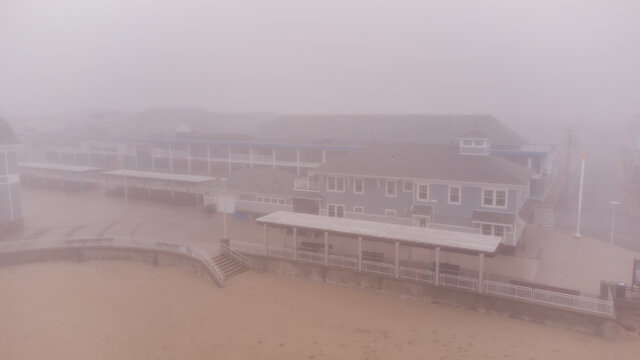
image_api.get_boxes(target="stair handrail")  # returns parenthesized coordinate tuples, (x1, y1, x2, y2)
(220, 242, 257, 270)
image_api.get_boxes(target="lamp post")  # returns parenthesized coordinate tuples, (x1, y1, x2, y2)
(574, 153, 586, 238)
(221, 177, 228, 240)
(609, 201, 621, 244)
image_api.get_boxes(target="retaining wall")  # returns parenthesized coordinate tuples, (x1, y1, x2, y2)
(0, 247, 216, 284)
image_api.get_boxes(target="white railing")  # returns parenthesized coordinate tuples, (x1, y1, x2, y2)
(297, 249, 325, 264)
(0, 237, 225, 287)
(399, 266, 436, 284)
(220, 243, 256, 270)
(230, 240, 266, 256)
(252, 154, 274, 163)
(294, 177, 320, 191)
(268, 246, 294, 260)
(362, 260, 395, 277)
(484, 281, 614, 317)
(328, 254, 359, 270)
(229, 153, 251, 161)
(235, 200, 292, 214)
(439, 273, 478, 291)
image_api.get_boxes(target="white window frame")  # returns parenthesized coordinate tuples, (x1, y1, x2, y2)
(384, 209, 397, 217)
(327, 176, 345, 192)
(402, 181, 413, 192)
(416, 183, 429, 201)
(353, 206, 364, 214)
(477, 223, 512, 238)
(353, 177, 364, 194)
(482, 188, 508, 209)
(385, 180, 397, 197)
(448, 186, 461, 204)
(327, 203, 345, 218)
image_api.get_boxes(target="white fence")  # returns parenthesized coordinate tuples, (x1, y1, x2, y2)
(440, 273, 478, 292)
(399, 266, 435, 284)
(297, 250, 325, 265)
(228, 240, 614, 317)
(362, 260, 395, 277)
(328, 254, 359, 271)
(484, 281, 613, 316)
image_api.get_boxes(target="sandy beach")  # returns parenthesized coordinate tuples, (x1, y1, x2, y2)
(1, 261, 638, 360)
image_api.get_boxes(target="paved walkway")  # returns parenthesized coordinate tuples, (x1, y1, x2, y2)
(6, 187, 639, 295)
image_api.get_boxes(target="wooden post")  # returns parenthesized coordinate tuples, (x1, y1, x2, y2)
(358, 236, 363, 272)
(264, 224, 269, 256)
(293, 227, 297, 261)
(478, 253, 485, 293)
(324, 232, 329, 266)
(395, 241, 400, 278)
(435, 247, 441, 285)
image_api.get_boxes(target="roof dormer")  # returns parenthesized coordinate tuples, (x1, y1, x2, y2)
(458, 130, 490, 155)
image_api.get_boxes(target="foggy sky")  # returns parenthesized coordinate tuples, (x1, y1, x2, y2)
(1, 1, 639, 132)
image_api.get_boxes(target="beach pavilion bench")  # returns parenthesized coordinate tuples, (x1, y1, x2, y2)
(362, 251, 385, 263)
(299, 241, 333, 253)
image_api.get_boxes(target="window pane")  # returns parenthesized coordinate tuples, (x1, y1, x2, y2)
(386, 180, 396, 196)
(418, 184, 428, 200)
(328, 205, 335, 217)
(494, 225, 504, 237)
(337, 206, 344, 218)
(337, 177, 344, 191)
(403, 181, 412, 192)
(496, 191, 506, 207)
(449, 187, 459, 203)
(481, 224, 492, 235)
(483, 190, 493, 206)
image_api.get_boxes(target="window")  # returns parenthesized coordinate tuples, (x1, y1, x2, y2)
(495, 190, 506, 207)
(354, 177, 364, 194)
(256, 196, 263, 202)
(385, 180, 397, 197)
(417, 183, 429, 201)
(328, 203, 345, 218)
(353, 206, 364, 214)
(478, 223, 511, 238)
(384, 209, 397, 217)
(483, 189, 507, 208)
(463, 139, 473, 146)
(403, 181, 413, 192)
(448, 186, 461, 204)
(327, 176, 345, 192)
(271, 199, 278, 204)
(278, 199, 286, 205)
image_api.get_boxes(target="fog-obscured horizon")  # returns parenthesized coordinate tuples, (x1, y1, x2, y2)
(1, 1, 639, 142)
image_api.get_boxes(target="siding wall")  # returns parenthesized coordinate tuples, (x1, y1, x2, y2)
(318, 175, 522, 229)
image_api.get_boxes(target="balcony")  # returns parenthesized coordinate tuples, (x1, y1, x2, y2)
(235, 199, 292, 214)
(294, 177, 320, 192)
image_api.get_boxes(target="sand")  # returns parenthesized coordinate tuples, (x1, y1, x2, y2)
(1, 261, 638, 360)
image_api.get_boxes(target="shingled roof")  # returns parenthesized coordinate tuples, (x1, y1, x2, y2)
(0, 119, 19, 145)
(255, 114, 528, 149)
(310, 144, 534, 186)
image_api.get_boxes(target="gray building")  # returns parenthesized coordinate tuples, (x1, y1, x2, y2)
(0, 119, 23, 235)
(307, 140, 533, 249)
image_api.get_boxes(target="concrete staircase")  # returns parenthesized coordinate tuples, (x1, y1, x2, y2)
(533, 205, 555, 228)
(211, 253, 247, 281)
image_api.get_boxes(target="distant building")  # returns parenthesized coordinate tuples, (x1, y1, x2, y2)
(0, 119, 23, 235)
(306, 142, 533, 249)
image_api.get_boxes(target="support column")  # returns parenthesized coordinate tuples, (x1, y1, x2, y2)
(187, 144, 192, 173)
(394, 241, 400, 278)
(358, 236, 362, 272)
(207, 145, 212, 175)
(435, 247, 441, 285)
(293, 227, 297, 261)
(169, 143, 174, 173)
(324, 232, 329, 266)
(264, 224, 269, 255)
(478, 253, 485, 293)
